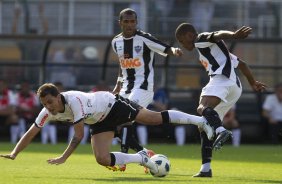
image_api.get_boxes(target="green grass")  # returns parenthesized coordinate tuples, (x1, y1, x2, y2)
(1, 143, 282, 184)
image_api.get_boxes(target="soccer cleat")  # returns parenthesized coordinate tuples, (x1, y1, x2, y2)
(118, 164, 126, 172)
(105, 164, 126, 172)
(138, 150, 158, 174)
(193, 169, 212, 177)
(213, 130, 232, 150)
(105, 166, 119, 172)
(144, 149, 156, 174)
(201, 122, 214, 140)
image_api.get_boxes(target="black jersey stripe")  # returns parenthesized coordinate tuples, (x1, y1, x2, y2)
(217, 41, 231, 78)
(124, 39, 135, 94)
(198, 47, 220, 72)
(140, 43, 151, 90)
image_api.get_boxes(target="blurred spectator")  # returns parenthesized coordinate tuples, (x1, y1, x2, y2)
(0, 79, 18, 142)
(12, 2, 48, 83)
(189, 0, 215, 32)
(41, 81, 63, 144)
(13, 81, 40, 144)
(91, 80, 111, 92)
(48, 47, 78, 88)
(223, 105, 241, 147)
(263, 83, 282, 144)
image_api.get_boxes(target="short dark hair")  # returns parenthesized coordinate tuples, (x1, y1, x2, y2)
(119, 8, 137, 21)
(37, 83, 60, 98)
(175, 23, 197, 38)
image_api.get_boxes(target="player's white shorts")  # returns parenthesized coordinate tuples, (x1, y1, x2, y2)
(119, 88, 154, 108)
(200, 75, 242, 120)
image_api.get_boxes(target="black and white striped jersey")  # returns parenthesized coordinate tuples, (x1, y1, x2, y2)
(195, 32, 240, 84)
(112, 30, 171, 94)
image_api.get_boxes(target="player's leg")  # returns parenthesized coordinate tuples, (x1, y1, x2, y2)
(90, 130, 158, 173)
(117, 89, 155, 172)
(193, 130, 213, 177)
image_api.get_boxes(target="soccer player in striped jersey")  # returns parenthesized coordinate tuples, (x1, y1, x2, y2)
(111, 8, 182, 172)
(175, 23, 266, 177)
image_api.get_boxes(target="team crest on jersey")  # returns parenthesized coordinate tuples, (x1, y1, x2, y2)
(134, 45, 142, 53)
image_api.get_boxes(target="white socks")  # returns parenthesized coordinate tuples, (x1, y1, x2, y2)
(168, 110, 207, 126)
(137, 125, 148, 145)
(175, 126, 186, 146)
(232, 128, 241, 147)
(200, 163, 211, 172)
(112, 152, 142, 165)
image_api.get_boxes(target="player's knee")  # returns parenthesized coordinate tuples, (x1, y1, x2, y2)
(197, 106, 204, 115)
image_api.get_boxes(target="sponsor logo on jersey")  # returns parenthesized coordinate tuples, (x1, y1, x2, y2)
(39, 114, 49, 127)
(120, 58, 141, 69)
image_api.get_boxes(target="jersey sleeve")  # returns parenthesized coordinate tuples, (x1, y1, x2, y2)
(35, 108, 51, 128)
(141, 34, 170, 56)
(111, 39, 117, 54)
(68, 96, 85, 124)
(230, 53, 239, 68)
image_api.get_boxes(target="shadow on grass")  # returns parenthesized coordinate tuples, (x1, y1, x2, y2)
(16, 175, 181, 182)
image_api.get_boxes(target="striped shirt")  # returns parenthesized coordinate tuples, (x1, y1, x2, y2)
(195, 32, 240, 84)
(112, 30, 171, 94)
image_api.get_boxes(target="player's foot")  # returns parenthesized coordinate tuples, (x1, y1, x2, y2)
(193, 169, 212, 177)
(105, 164, 126, 172)
(213, 130, 232, 150)
(138, 150, 158, 174)
(144, 149, 156, 174)
(201, 122, 214, 140)
(119, 164, 126, 172)
(105, 166, 119, 172)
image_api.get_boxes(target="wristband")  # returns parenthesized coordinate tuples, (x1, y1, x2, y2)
(117, 77, 123, 82)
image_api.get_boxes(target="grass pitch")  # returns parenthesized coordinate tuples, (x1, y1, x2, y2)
(1, 143, 282, 184)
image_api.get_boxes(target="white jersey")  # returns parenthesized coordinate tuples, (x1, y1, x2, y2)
(35, 91, 116, 127)
(112, 30, 171, 93)
(263, 94, 282, 121)
(195, 32, 240, 85)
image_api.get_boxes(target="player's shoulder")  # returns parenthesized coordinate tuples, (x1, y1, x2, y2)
(112, 33, 123, 40)
(196, 32, 213, 43)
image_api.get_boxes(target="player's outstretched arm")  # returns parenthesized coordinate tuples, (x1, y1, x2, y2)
(211, 26, 252, 42)
(237, 59, 267, 92)
(0, 124, 40, 160)
(47, 121, 84, 165)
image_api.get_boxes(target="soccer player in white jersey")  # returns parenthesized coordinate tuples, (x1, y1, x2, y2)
(1, 83, 215, 174)
(175, 23, 267, 177)
(111, 8, 182, 172)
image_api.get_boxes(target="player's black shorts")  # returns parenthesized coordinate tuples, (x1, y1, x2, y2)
(89, 95, 143, 135)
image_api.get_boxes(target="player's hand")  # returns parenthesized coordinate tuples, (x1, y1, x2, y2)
(251, 81, 267, 92)
(47, 156, 66, 165)
(0, 154, 16, 160)
(233, 26, 252, 39)
(173, 47, 183, 57)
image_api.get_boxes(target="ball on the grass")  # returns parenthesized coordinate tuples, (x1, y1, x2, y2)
(150, 154, 170, 177)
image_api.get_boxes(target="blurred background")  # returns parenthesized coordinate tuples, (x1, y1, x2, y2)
(0, 0, 282, 145)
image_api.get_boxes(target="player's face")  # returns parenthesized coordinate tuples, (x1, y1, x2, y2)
(40, 94, 63, 115)
(177, 32, 195, 51)
(119, 14, 137, 38)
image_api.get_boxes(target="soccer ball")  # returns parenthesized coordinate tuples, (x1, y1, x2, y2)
(150, 154, 170, 177)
